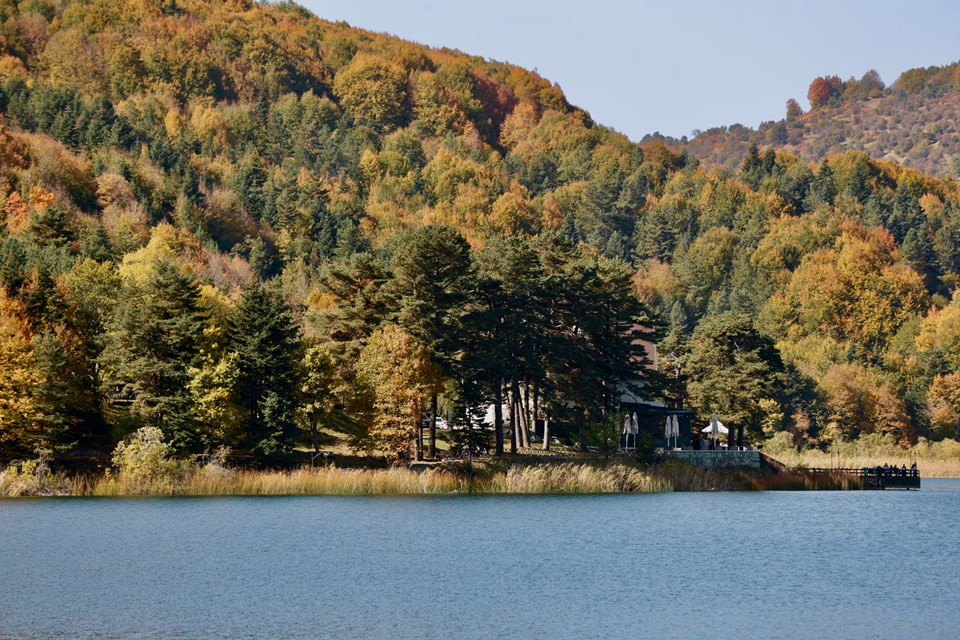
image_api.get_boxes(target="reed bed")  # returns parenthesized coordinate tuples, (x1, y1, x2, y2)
(649, 459, 756, 492)
(5, 456, 893, 498)
(753, 470, 863, 491)
(77, 466, 466, 497)
(490, 462, 669, 493)
(69, 461, 672, 496)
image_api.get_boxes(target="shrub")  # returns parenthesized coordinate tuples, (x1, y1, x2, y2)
(0, 449, 71, 496)
(111, 426, 179, 484)
(763, 431, 798, 456)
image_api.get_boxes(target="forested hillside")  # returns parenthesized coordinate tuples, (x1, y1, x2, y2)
(1, 0, 959, 466)
(669, 62, 960, 178)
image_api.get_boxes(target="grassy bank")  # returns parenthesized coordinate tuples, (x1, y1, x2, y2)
(1, 456, 870, 498)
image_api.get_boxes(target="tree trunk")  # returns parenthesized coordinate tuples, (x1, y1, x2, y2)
(310, 419, 320, 467)
(509, 383, 517, 454)
(533, 381, 540, 441)
(415, 403, 423, 461)
(736, 422, 744, 450)
(429, 394, 438, 459)
(577, 407, 586, 450)
(521, 380, 532, 448)
(494, 377, 504, 456)
(513, 378, 529, 448)
(542, 415, 551, 451)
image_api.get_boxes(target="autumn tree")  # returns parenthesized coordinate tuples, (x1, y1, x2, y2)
(332, 54, 408, 131)
(358, 324, 441, 462)
(807, 75, 844, 109)
(0, 291, 42, 462)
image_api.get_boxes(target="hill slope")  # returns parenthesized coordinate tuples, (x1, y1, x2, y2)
(0, 0, 959, 464)
(665, 62, 960, 178)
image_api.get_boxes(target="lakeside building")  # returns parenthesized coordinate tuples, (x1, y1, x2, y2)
(480, 335, 696, 450)
(618, 337, 695, 452)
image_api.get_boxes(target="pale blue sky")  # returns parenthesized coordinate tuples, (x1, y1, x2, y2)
(299, 0, 960, 141)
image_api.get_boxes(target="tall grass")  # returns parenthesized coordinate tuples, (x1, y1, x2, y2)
(753, 470, 863, 491)
(650, 459, 755, 491)
(490, 462, 670, 493)
(5, 456, 893, 498)
(70, 460, 673, 496)
(71, 459, 862, 496)
(77, 466, 466, 497)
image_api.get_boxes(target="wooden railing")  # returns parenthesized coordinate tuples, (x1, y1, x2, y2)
(804, 467, 921, 478)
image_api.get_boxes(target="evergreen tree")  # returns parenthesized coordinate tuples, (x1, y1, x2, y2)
(228, 284, 301, 457)
(684, 313, 783, 448)
(31, 327, 108, 455)
(26, 206, 76, 249)
(99, 261, 208, 452)
(389, 225, 473, 458)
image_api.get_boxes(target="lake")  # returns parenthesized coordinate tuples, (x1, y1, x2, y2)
(2, 480, 959, 639)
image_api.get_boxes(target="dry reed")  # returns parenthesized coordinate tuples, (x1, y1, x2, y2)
(78, 466, 466, 497)
(489, 462, 669, 493)
(14, 457, 899, 499)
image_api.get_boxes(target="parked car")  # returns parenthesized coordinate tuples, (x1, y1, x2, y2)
(421, 414, 450, 429)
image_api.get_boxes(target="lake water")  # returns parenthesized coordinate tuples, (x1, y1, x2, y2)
(2, 480, 959, 640)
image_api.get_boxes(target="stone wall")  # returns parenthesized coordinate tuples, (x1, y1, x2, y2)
(665, 450, 762, 470)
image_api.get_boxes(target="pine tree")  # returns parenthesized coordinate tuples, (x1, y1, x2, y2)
(99, 261, 208, 452)
(389, 225, 473, 458)
(684, 313, 783, 448)
(228, 284, 301, 457)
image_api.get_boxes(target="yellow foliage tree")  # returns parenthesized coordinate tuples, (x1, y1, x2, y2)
(927, 373, 960, 440)
(357, 324, 441, 462)
(916, 290, 960, 369)
(332, 54, 407, 131)
(0, 292, 42, 461)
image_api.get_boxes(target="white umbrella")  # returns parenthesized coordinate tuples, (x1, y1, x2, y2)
(663, 415, 672, 440)
(705, 414, 727, 449)
(701, 420, 729, 435)
(622, 413, 638, 450)
(671, 414, 680, 448)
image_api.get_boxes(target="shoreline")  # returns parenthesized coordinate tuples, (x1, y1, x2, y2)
(0, 457, 907, 498)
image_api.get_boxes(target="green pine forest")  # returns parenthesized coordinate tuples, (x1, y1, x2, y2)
(1, 0, 960, 468)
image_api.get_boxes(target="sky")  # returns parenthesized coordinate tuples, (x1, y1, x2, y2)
(298, 0, 960, 142)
